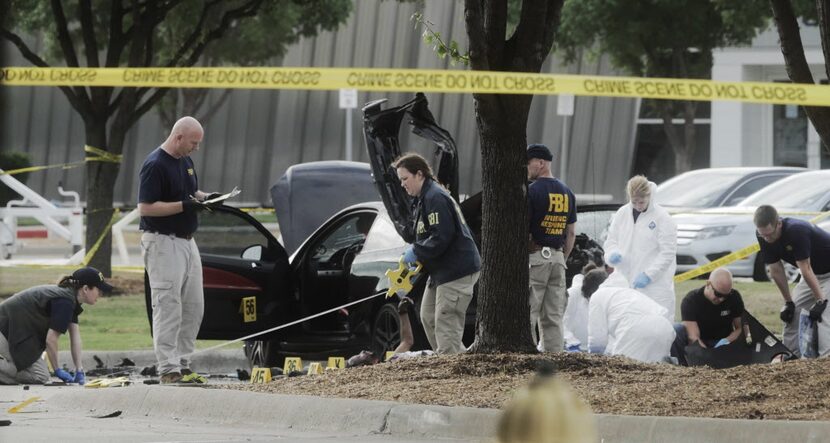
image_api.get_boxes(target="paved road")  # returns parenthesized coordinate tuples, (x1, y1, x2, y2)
(0, 385, 470, 442)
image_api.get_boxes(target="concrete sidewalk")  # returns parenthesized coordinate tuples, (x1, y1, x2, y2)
(45, 385, 830, 442)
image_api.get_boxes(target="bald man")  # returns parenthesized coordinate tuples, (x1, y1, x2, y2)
(138, 116, 217, 384)
(670, 268, 745, 366)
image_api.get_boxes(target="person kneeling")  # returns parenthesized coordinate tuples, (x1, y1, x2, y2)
(585, 270, 675, 363)
(671, 267, 744, 366)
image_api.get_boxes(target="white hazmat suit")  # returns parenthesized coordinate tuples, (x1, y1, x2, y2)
(587, 272, 675, 363)
(603, 181, 677, 321)
(563, 274, 589, 350)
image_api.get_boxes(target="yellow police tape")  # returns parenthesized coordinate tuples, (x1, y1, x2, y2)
(3, 67, 830, 106)
(0, 145, 121, 177)
(673, 210, 830, 283)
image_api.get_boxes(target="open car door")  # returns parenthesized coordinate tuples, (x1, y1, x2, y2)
(362, 93, 458, 242)
(144, 206, 291, 340)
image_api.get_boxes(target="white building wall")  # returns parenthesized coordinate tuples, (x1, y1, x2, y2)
(711, 24, 826, 169)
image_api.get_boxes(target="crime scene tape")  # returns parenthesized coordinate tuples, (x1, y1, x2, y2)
(673, 210, 830, 283)
(0, 145, 121, 177)
(3, 67, 830, 106)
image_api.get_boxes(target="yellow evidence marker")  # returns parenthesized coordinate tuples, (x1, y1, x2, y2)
(283, 357, 303, 374)
(307, 362, 324, 375)
(326, 357, 346, 369)
(250, 367, 272, 384)
(384, 258, 422, 299)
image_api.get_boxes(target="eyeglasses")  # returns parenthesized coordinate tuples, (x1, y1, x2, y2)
(708, 283, 731, 299)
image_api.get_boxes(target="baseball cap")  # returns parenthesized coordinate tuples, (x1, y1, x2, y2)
(527, 143, 553, 161)
(72, 267, 114, 293)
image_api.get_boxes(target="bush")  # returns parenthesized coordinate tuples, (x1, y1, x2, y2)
(0, 151, 32, 207)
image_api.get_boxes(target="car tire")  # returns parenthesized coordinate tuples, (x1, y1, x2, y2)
(371, 303, 401, 357)
(244, 339, 281, 370)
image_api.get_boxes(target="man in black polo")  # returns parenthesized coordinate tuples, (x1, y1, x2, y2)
(138, 116, 217, 384)
(755, 204, 830, 357)
(671, 267, 744, 365)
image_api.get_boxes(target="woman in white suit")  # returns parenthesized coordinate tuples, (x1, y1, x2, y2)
(603, 175, 677, 321)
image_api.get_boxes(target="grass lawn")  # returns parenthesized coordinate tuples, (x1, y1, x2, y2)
(1, 267, 793, 351)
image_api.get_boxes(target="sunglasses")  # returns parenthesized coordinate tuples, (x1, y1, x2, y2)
(708, 283, 731, 299)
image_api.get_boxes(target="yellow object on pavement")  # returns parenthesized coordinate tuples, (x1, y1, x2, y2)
(85, 377, 131, 388)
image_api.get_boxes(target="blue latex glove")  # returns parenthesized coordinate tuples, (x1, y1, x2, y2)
(632, 272, 652, 289)
(714, 338, 730, 348)
(608, 252, 622, 265)
(565, 344, 581, 353)
(73, 370, 86, 385)
(54, 368, 74, 383)
(402, 247, 418, 265)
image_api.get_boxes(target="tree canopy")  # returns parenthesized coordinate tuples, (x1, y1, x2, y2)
(1, 0, 352, 274)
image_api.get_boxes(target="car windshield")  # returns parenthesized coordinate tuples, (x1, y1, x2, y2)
(656, 170, 745, 208)
(740, 174, 830, 209)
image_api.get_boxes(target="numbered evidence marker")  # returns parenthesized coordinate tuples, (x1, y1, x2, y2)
(385, 351, 395, 362)
(326, 357, 346, 369)
(250, 367, 272, 384)
(307, 362, 324, 375)
(240, 296, 256, 323)
(283, 357, 303, 374)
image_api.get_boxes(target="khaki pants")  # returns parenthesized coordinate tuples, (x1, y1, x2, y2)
(141, 232, 204, 375)
(420, 272, 479, 354)
(529, 249, 567, 352)
(0, 333, 49, 385)
(783, 271, 830, 357)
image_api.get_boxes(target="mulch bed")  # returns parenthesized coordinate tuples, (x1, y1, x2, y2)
(218, 353, 830, 421)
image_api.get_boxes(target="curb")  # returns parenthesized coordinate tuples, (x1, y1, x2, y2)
(46, 386, 830, 442)
(58, 348, 249, 375)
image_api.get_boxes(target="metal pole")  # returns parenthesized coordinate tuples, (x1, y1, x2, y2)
(560, 115, 570, 181)
(345, 109, 353, 162)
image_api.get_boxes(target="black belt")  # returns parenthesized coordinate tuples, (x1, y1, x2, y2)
(149, 231, 193, 240)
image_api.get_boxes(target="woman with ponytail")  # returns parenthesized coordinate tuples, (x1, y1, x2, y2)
(0, 267, 112, 385)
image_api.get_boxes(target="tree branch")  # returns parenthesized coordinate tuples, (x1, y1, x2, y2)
(50, 0, 81, 67)
(50, 0, 94, 113)
(161, 0, 222, 68)
(177, 0, 265, 68)
(464, 1, 490, 71)
(78, 0, 100, 67)
(513, 0, 563, 71)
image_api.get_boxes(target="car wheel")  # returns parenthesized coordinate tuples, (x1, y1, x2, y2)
(371, 303, 401, 357)
(244, 339, 281, 369)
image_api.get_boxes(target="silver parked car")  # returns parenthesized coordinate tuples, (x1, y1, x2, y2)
(673, 170, 830, 281)
(656, 167, 804, 213)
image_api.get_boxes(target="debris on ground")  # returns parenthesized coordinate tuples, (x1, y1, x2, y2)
(116, 358, 135, 367)
(218, 353, 830, 421)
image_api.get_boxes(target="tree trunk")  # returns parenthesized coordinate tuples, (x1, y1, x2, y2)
(82, 122, 120, 276)
(770, 0, 830, 153)
(673, 101, 697, 174)
(468, 94, 537, 354)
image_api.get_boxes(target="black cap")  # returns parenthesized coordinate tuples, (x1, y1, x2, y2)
(527, 143, 553, 161)
(72, 267, 114, 293)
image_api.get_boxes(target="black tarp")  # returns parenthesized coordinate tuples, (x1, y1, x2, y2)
(684, 311, 793, 369)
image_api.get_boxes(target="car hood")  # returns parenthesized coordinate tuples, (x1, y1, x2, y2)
(362, 93, 458, 242)
(270, 161, 380, 255)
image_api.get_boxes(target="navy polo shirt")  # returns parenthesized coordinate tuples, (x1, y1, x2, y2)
(758, 217, 830, 275)
(138, 147, 199, 236)
(528, 177, 577, 249)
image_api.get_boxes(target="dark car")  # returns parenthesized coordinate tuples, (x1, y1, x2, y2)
(144, 94, 616, 368)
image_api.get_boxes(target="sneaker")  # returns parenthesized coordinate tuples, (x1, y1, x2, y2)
(180, 372, 207, 384)
(160, 372, 182, 384)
